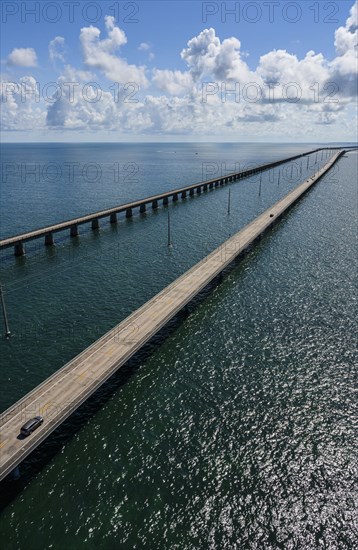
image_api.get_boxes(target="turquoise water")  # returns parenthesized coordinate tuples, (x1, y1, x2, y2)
(0, 144, 357, 548)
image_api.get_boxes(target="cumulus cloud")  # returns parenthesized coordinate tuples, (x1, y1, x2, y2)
(334, 1, 358, 55)
(47, 87, 117, 130)
(329, 1, 358, 98)
(2, 3, 357, 139)
(7, 48, 37, 67)
(257, 49, 330, 103)
(49, 36, 66, 63)
(80, 15, 148, 87)
(1, 76, 45, 130)
(152, 69, 194, 95)
(181, 28, 254, 83)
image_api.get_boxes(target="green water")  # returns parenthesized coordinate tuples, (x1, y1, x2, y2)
(0, 145, 356, 548)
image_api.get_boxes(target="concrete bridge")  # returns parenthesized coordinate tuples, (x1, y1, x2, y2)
(0, 150, 345, 482)
(0, 146, 344, 257)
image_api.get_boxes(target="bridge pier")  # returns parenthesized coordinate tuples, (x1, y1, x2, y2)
(44, 232, 54, 246)
(1, 149, 346, 261)
(126, 208, 133, 218)
(14, 242, 25, 256)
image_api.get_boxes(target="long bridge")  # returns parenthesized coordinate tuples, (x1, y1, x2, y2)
(0, 149, 346, 482)
(0, 146, 346, 256)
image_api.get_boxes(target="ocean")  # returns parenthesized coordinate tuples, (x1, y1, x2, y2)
(0, 142, 357, 549)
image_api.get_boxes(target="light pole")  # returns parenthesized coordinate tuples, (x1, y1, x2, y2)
(0, 283, 11, 339)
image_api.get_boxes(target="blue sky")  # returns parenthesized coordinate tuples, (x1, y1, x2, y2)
(1, 1, 357, 141)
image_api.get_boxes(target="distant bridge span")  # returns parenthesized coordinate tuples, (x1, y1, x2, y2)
(0, 146, 350, 257)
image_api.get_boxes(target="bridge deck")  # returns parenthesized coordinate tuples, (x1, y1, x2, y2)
(0, 151, 344, 481)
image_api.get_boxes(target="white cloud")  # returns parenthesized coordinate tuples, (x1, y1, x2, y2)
(329, 1, 358, 98)
(80, 15, 148, 87)
(334, 1, 358, 55)
(2, 4, 357, 140)
(257, 49, 330, 103)
(59, 64, 95, 83)
(138, 42, 150, 51)
(181, 28, 254, 83)
(152, 69, 193, 95)
(49, 36, 66, 63)
(139, 42, 155, 61)
(7, 48, 37, 67)
(1, 76, 45, 130)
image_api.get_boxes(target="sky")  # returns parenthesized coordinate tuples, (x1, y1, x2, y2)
(1, 0, 357, 142)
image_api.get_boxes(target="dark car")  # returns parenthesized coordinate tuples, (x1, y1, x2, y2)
(20, 416, 44, 437)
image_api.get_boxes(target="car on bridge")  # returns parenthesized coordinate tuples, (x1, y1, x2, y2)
(20, 416, 44, 437)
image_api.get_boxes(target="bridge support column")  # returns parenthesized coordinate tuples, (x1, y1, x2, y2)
(14, 242, 25, 256)
(181, 191, 187, 198)
(70, 224, 78, 237)
(196, 186, 201, 194)
(163, 197, 169, 206)
(152, 199, 158, 209)
(209, 182, 213, 189)
(140, 204, 146, 213)
(126, 208, 133, 218)
(110, 213, 117, 224)
(203, 184, 208, 191)
(189, 189, 194, 196)
(44, 232, 54, 246)
(214, 181, 219, 187)
(92, 218, 99, 230)
(220, 179, 224, 186)
(173, 193, 178, 202)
